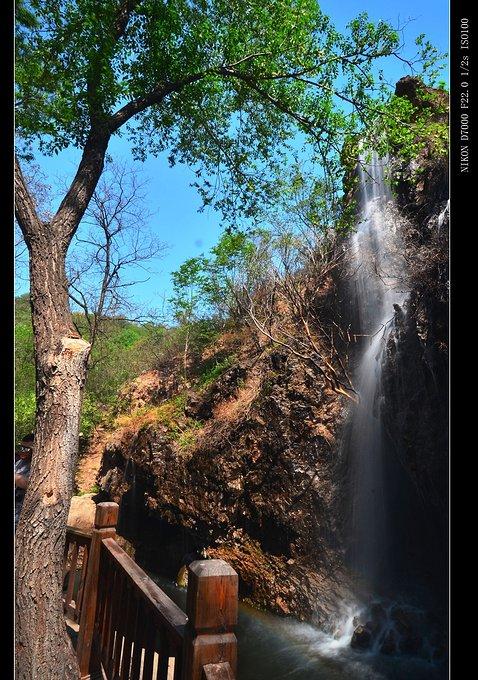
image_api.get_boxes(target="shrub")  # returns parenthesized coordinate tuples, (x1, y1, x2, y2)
(198, 355, 234, 387)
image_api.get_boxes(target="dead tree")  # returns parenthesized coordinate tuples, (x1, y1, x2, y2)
(67, 161, 165, 363)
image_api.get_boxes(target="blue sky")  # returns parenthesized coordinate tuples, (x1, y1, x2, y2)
(15, 1, 448, 319)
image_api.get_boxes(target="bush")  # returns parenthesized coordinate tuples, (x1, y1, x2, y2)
(198, 355, 234, 387)
(80, 394, 108, 439)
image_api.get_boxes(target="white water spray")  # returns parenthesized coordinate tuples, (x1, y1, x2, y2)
(315, 151, 411, 656)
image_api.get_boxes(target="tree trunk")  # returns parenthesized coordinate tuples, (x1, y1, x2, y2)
(15, 235, 90, 680)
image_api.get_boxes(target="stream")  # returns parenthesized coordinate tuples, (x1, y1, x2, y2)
(150, 574, 447, 680)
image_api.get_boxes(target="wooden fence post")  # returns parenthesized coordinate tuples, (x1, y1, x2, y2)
(181, 559, 238, 680)
(76, 502, 119, 680)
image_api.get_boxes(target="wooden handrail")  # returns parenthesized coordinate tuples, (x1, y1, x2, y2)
(66, 527, 93, 542)
(76, 502, 119, 679)
(63, 527, 93, 623)
(101, 537, 187, 643)
(64, 502, 238, 680)
(182, 561, 238, 680)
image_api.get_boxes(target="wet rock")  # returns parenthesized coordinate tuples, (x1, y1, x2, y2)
(390, 605, 420, 635)
(351, 625, 372, 650)
(365, 619, 380, 636)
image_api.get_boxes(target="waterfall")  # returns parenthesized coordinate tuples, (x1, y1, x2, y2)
(344, 150, 408, 591)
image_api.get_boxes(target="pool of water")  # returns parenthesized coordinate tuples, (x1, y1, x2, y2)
(149, 574, 447, 680)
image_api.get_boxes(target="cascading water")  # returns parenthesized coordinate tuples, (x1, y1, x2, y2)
(344, 150, 408, 590)
(310, 152, 446, 669)
(317, 151, 423, 658)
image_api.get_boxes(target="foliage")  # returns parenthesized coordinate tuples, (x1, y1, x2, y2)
(16, 1, 443, 223)
(15, 295, 36, 440)
(15, 0, 447, 438)
(79, 393, 106, 439)
(375, 88, 449, 164)
(15, 392, 36, 441)
(170, 164, 344, 326)
(14, 296, 155, 439)
(198, 355, 234, 387)
(143, 395, 202, 450)
(170, 230, 259, 322)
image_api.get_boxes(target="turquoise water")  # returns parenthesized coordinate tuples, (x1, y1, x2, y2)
(150, 575, 446, 680)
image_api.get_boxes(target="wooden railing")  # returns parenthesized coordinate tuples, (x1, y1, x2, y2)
(64, 502, 238, 680)
(63, 527, 91, 623)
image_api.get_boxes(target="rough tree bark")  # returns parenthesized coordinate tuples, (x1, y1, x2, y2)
(15, 152, 99, 678)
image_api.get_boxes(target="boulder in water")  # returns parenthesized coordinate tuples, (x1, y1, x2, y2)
(351, 625, 372, 650)
(370, 602, 387, 626)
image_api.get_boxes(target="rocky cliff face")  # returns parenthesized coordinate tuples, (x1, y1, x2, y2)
(380, 77, 448, 605)
(95, 328, 354, 625)
(383, 77, 448, 525)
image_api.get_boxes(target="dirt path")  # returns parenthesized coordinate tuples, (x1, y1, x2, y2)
(75, 429, 107, 493)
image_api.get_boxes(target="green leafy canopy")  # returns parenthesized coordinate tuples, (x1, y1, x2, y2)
(16, 1, 444, 221)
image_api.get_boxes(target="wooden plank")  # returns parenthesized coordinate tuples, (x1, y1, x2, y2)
(65, 543, 79, 610)
(105, 566, 122, 678)
(66, 527, 93, 545)
(96, 544, 111, 655)
(130, 599, 146, 680)
(173, 653, 182, 680)
(102, 538, 187, 642)
(77, 503, 118, 679)
(155, 630, 170, 680)
(63, 542, 72, 587)
(101, 554, 118, 670)
(119, 585, 137, 680)
(94, 502, 119, 528)
(112, 570, 128, 679)
(75, 545, 89, 622)
(141, 619, 156, 679)
(181, 560, 238, 680)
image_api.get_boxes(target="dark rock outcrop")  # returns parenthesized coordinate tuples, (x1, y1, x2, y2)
(380, 77, 448, 611)
(97, 344, 353, 624)
(351, 625, 372, 650)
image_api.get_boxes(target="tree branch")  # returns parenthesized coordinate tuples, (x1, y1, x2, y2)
(14, 155, 42, 246)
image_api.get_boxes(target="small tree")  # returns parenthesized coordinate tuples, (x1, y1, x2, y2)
(170, 257, 207, 380)
(67, 160, 165, 360)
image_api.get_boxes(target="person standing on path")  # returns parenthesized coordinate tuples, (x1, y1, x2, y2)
(15, 433, 34, 531)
